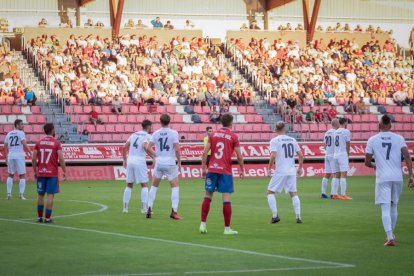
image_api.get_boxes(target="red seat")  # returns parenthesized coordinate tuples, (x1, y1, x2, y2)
(238, 106, 247, 113)
(129, 106, 139, 113)
(127, 115, 136, 123)
(73, 106, 82, 114)
(115, 125, 124, 132)
(37, 116, 47, 124)
(181, 124, 190, 132)
(189, 125, 199, 132)
(96, 125, 105, 132)
(83, 106, 92, 113)
(194, 106, 202, 114)
(301, 124, 310, 132)
(202, 106, 210, 114)
(353, 124, 362, 131)
(253, 124, 262, 132)
(102, 134, 112, 141)
(310, 124, 318, 132)
(403, 124, 411, 131)
(6, 97, 14, 105)
(166, 105, 176, 114)
(86, 124, 96, 133)
(318, 124, 327, 132)
(108, 115, 117, 123)
(246, 106, 255, 114)
(102, 106, 112, 114)
(125, 125, 134, 133)
(118, 115, 127, 123)
(90, 134, 102, 142)
(234, 124, 244, 132)
(12, 106, 22, 114)
(254, 116, 263, 123)
(361, 115, 369, 122)
(1, 105, 12, 113)
(32, 124, 44, 133)
(252, 133, 261, 141)
(105, 125, 115, 132)
(245, 115, 254, 122)
(31, 106, 41, 114)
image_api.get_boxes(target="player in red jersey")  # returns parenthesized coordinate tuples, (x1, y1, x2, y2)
(32, 123, 67, 223)
(200, 113, 244, 235)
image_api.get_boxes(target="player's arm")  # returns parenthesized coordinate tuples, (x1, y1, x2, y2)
(346, 141, 350, 157)
(32, 149, 38, 177)
(201, 142, 211, 178)
(3, 142, 8, 165)
(296, 150, 304, 176)
(174, 142, 181, 168)
(268, 151, 276, 177)
(57, 150, 67, 180)
(234, 146, 245, 179)
(122, 141, 130, 168)
(143, 141, 155, 161)
(21, 139, 32, 156)
(364, 153, 375, 168)
(401, 146, 414, 187)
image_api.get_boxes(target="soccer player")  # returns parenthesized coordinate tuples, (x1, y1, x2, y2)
(203, 127, 213, 166)
(122, 119, 155, 214)
(321, 119, 339, 198)
(332, 117, 352, 200)
(146, 114, 182, 220)
(4, 119, 32, 200)
(200, 113, 244, 235)
(365, 115, 414, 246)
(32, 123, 67, 223)
(267, 121, 304, 224)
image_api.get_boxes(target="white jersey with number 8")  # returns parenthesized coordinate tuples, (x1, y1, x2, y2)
(151, 127, 179, 165)
(334, 128, 351, 158)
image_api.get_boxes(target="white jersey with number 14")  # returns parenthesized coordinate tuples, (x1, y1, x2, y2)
(151, 127, 179, 165)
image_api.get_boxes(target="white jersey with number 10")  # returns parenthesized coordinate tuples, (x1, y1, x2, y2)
(270, 135, 300, 176)
(151, 127, 179, 165)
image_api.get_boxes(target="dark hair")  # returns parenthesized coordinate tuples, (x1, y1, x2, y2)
(381, 114, 391, 126)
(14, 119, 23, 127)
(141, 119, 152, 130)
(275, 121, 285, 131)
(160, 114, 171, 126)
(221, 113, 233, 127)
(339, 117, 347, 125)
(43, 123, 55, 135)
(206, 126, 212, 132)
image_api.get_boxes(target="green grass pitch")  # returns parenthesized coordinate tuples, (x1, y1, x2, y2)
(1, 176, 413, 275)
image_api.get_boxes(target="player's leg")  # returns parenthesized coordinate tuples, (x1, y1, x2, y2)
(6, 159, 16, 199)
(140, 183, 149, 214)
(288, 176, 301, 223)
(218, 174, 237, 234)
(123, 183, 133, 214)
(169, 175, 181, 220)
(146, 177, 160, 218)
(339, 157, 352, 200)
(390, 181, 403, 236)
(267, 190, 279, 223)
(37, 194, 45, 222)
(330, 161, 341, 199)
(44, 177, 59, 223)
(200, 172, 217, 233)
(17, 159, 27, 199)
(321, 173, 331, 198)
(376, 182, 395, 245)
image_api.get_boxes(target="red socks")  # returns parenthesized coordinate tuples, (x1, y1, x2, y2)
(223, 202, 232, 227)
(201, 197, 211, 222)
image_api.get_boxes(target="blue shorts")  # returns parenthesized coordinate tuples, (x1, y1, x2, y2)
(205, 172, 233, 193)
(37, 177, 60, 195)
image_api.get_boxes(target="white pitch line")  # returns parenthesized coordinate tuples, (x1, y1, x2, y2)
(0, 217, 354, 269)
(19, 200, 108, 221)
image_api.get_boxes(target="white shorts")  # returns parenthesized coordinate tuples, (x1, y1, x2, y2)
(267, 175, 297, 193)
(153, 164, 179, 181)
(375, 181, 403, 205)
(126, 161, 149, 184)
(7, 159, 26, 175)
(324, 156, 335, 174)
(334, 155, 349, 173)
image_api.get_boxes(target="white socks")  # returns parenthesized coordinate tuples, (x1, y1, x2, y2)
(391, 203, 398, 231)
(292, 195, 301, 219)
(141, 187, 149, 210)
(321, 177, 328, 194)
(19, 179, 26, 196)
(148, 186, 158, 209)
(171, 187, 179, 212)
(381, 203, 394, 240)
(331, 178, 339, 195)
(340, 178, 347, 196)
(123, 187, 132, 209)
(267, 194, 278, 218)
(6, 177, 13, 195)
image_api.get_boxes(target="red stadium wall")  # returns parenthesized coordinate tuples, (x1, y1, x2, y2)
(4, 163, 412, 182)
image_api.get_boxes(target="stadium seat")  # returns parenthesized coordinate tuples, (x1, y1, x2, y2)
(83, 106, 92, 113)
(115, 125, 124, 132)
(102, 106, 112, 114)
(318, 124, 327, 132)
(129, 106, 139, 113)
(194, 106, 202, 114)
(102, 134, 112, 141)
(118, 115, 127, 123)
(1, 105, 12, 114)
(108, 115, 117, 123)
(31, 106, 41, 114)
(96, 125, 105, 132)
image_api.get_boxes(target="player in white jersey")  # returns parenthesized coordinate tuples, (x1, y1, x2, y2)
(332, 117, 352, 200)
(267, 121, 304, 224)
(122, 119, 155, 214)
(365, 115, 414, 246)
(146, 114, 182, 220)
(321, 119, 339, 198)
(4, 119, 32, 200)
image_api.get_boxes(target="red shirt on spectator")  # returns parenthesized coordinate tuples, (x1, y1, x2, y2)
(328, 107, 338, 119)
(89, 111, 99, 119)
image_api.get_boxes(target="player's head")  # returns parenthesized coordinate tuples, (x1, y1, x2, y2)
(43, 123, 55, 137)
(141, 119, 152, 133)
(379, 114, 392, 131)
(206, 126, 213, 135)
(331, 118, 340, 129)
(221, 113, 233, 128)
(338, 117, 347, 128)
(14, 119, 23, 130)
(275, 121, 286, 134)
(160, 114, 170, 127)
